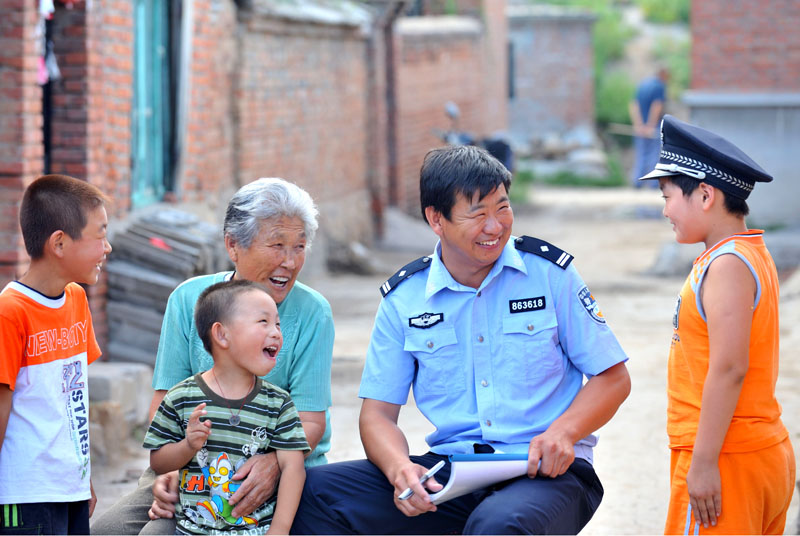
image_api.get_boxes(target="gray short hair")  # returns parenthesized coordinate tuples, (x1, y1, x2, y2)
(223, 178, 319, 249)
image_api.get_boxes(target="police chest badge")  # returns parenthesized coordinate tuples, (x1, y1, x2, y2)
(577, 286, 605, 324)
(409, 312, 443, 329)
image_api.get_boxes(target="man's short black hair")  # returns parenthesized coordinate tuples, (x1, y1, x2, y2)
(420, 145, 512, 223)
(664, 175, 749, 217)
(194, 279, 269, 355)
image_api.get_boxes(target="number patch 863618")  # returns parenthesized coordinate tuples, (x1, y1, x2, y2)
(509, 296, 546, 314)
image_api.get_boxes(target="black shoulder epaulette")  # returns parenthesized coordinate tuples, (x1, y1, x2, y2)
(514, 235, 574, 269)
(379, 256, 432, 297)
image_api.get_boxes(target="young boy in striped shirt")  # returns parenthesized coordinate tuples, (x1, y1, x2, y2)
(144, 280, 308, 535)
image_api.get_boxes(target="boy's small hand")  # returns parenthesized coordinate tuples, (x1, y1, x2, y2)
(686, 458, 721, 528)
(186, 402, 212, 450)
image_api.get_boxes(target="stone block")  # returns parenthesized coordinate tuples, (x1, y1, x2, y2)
(89, 361, 153, 428)
(89, 401, 130, 466)
(646, 241, 705, 277)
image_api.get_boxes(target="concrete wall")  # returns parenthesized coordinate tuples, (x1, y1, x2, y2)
(507, 5, 595, 145)
(688, 0, 800, 226)
(683, 93, 800, 227)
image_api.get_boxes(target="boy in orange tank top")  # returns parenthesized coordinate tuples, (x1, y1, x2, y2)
(640, 116, 795, 534)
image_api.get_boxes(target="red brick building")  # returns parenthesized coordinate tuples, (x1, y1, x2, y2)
(0, 0, 508, 351)
(684, 0, 800, 225)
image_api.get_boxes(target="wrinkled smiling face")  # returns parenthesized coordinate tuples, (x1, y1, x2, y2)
(207, 453, 232, 488)
(226, 215, 306, 304)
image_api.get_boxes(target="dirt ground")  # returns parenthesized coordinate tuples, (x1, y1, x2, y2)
(93, 185, 800, 534)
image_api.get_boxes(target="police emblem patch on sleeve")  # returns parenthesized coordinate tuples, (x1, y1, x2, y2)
(577, 286, 605, 324)
(409, 312, 443, 329)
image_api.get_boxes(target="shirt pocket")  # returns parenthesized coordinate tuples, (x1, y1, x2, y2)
(500, 313, 563, 398)
(404, 324, 465, 394)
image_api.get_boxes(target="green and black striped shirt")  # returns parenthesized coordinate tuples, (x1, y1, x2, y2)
(144, 373, 309, 534)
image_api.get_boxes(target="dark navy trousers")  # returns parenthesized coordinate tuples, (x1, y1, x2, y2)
(291, 453, 603, 535)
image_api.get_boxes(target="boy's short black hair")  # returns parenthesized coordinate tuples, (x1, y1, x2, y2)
(664, 175, 750, 217)
(420, 145, 512, 223)
(194, 279, 270, 355)
(20, 174, 109, 260)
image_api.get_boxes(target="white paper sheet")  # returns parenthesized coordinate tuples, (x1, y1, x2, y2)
(430, 453, 529, 505)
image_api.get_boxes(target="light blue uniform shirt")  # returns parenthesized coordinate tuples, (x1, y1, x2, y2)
(359, 238, 628, 463)
(152, 272, 334, 466)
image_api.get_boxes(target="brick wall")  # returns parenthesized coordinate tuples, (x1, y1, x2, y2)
(508, 5, 595, 143)
(2, 0, 516, 327)
(48, 0, 133, 215)
(235, 15, 372, 245)
(85, 0, 134, 213)
(686, 0, 800, 226)
(180, 0, 237, 205)
(692, 0, 800, 91)
(0, 0, 43, 284)
(393, 15, 497, 215)
(49, 5, 88, 179)
(48, 0, 135, 347)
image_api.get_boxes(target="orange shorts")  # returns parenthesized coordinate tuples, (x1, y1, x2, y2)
(665, 437, 795, 535)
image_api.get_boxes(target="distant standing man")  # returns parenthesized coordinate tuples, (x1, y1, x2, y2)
(292, 145, 631, 535)
(629, 66, 670, 188)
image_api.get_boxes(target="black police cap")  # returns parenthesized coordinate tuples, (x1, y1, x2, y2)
(639, 115, 772, 199)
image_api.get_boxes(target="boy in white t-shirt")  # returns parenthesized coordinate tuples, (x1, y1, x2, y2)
(0, 174, 111, 534)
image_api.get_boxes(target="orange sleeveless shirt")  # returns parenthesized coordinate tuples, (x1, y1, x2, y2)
(667, 230, 788, 452)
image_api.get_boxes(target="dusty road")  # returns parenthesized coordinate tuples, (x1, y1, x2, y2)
(94, 186, 800, 534)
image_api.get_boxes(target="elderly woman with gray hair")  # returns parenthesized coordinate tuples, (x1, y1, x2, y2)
(92, 178, 334, 535)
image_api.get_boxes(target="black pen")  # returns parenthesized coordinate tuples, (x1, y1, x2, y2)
(398, 460, 446, 500)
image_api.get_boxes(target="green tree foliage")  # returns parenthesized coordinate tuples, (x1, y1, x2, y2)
(636, 0, 690, 23)
(653, 35, 690, 99)
(596, 71, 635, 126)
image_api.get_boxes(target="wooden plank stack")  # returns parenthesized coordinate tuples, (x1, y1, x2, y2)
(105, 209, 231, 365)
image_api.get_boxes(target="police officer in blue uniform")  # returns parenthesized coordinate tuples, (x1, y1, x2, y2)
(292, 145, 631, 535)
